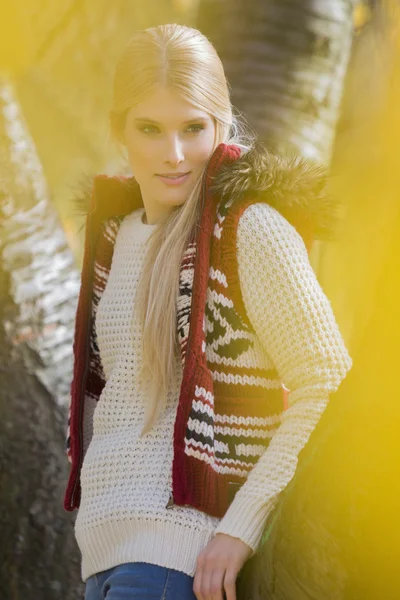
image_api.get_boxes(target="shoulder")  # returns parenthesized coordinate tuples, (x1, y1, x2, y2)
(235, 202, 331, 325)
(237, 202, 308, 258)
(238, 201, 296, 231)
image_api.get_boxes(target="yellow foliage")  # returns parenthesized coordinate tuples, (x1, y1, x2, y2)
(0, 3, 35, 76)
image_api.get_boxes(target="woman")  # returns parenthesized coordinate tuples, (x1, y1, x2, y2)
(64, 23, 352, 600)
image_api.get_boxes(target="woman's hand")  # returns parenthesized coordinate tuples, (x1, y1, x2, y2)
(193, 532, 252, 600)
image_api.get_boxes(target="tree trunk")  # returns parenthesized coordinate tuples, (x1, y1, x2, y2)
(0, 76, 83, 599)
(197, 0, 354, 164)
(196, 1, 359, 598)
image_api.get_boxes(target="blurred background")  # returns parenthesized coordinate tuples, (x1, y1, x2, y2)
(0, 1, 399, 598)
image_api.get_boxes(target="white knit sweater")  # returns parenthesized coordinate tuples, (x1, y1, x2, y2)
(74, 204, 352, 582)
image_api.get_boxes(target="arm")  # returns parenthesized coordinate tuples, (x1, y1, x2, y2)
(213, 202, 352, 552)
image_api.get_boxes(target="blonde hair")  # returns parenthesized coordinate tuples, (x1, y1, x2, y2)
(109, 23, 255, 436)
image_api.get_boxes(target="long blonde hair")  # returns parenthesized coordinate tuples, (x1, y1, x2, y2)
(109, 24, 255, 436)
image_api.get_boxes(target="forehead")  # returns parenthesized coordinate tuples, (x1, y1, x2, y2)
(127, 86, 212, 125)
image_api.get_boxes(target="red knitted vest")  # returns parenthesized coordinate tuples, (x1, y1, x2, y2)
(64, 143, 310, 516)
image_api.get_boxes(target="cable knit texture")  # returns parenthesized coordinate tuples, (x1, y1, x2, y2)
(75, 203, 352, 582)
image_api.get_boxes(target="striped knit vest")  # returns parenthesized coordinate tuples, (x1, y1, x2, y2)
(64, 144, 299, 517)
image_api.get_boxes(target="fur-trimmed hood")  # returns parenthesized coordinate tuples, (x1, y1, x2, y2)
(70, 141, 339, 243)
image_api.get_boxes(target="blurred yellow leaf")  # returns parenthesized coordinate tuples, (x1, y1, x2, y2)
(0, 3, 35, 76)
(353, 2, 372, 32)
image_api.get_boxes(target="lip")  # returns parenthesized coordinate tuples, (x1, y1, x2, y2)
(156, 172, 191, 186)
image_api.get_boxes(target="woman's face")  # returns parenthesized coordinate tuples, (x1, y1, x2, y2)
(122, 86, 216, 223)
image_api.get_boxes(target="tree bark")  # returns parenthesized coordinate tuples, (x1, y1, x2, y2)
(197, 0, 354, 164)
(0, 76, 83, 599)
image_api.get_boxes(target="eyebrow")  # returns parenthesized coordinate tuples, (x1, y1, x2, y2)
(133, 117, 208, 125)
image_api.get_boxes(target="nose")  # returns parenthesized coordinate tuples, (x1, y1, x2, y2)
(164, 134, 184, 166)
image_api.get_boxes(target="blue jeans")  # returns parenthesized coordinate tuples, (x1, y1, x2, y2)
(84, 562, 197, 600)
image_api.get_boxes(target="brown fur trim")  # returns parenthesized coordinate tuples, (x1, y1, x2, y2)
(211, 141, 340, 241)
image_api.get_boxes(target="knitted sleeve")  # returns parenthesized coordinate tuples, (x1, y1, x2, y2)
(213, 202, 352, 552)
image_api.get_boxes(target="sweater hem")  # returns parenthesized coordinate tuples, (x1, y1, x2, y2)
(75, 516, 217, 582)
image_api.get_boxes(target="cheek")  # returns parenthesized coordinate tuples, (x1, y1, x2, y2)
(126, 136, 155, 179)
(192, 130, 216, 164)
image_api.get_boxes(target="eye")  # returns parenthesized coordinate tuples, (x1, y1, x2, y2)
(138, 124, 160, 134)
(186, 124, 205, 133)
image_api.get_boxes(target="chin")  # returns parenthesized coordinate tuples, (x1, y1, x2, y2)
(160, 195, 187, 207)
